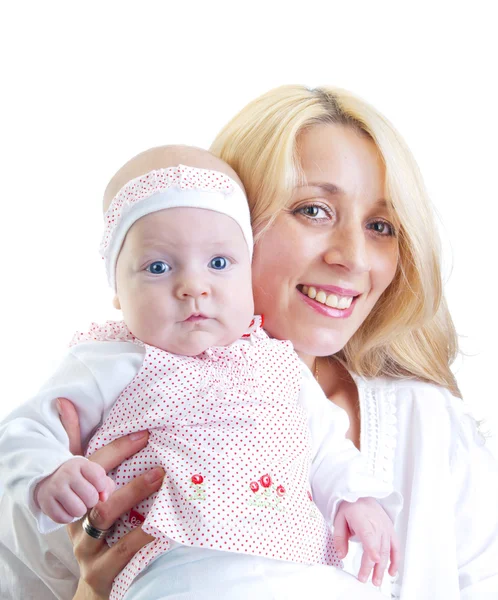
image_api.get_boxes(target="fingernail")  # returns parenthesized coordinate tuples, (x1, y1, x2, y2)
(130, 431, 148, 441)
(145, 467, 164, 483)
(56, 398, 62, 415)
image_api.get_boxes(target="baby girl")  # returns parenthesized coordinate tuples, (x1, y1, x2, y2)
(0, 146, 400, 600)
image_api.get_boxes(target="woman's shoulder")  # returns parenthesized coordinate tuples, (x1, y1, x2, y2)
(357, 374, 486, 458)
(357, 374, 464, 416)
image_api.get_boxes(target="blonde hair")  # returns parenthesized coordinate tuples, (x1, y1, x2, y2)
(211, 85, 460, 397)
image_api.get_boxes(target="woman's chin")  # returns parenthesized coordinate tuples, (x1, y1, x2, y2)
(298, 339, 347, 359)
(274, 323, 348, 357)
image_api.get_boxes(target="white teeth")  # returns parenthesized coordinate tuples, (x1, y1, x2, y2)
(325, 294, 338, 307)
(338, 296, 353, 309)
(303, 285, 354, 310)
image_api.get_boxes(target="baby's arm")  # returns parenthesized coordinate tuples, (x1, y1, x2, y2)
(0, 341, 142, 532)
(298, 367, 401, 521)
(298, 366, 401, 584)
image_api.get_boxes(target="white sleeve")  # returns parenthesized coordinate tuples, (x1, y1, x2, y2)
(299, 365, 402, 526)
(451, 411, 498, 598)
(0, 341, 143, 533)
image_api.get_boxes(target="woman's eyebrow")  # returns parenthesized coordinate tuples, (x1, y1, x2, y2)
(299, 182, 344, 195)
(299, 183, 391, 209)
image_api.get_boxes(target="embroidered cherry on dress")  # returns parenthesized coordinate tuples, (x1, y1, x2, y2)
(259, 474, 272, 488)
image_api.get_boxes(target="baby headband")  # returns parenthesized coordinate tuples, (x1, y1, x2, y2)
(100, 164, 253, 290)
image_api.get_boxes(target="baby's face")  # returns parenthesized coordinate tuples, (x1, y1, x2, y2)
(114, 207, 254, 356)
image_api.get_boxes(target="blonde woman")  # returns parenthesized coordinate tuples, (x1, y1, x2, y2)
(1, 86, 497, 599)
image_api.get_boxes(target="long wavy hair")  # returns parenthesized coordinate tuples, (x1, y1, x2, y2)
(211, 84, 460, 396)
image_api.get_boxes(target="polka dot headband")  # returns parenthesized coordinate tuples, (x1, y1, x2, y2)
(100, 165, 253, 290)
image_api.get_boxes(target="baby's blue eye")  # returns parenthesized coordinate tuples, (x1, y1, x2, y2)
(209, 256, 230, 270)
(146, 261, 170, 274)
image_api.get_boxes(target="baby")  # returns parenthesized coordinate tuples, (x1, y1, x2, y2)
(0, 146, 400, 600)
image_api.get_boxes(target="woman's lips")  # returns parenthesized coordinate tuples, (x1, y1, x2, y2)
(301, 283, 361, 297)
(297, 285, 359, 318)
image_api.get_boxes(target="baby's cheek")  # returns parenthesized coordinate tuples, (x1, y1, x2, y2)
(128, 294, 170, 343)
(230, 293, 256, 339)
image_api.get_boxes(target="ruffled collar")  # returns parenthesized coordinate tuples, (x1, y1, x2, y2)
(70, 316, 266, 350)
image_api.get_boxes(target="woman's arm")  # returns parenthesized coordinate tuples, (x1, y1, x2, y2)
(58, 399, 164, 600)
(452, 412, 498, 598)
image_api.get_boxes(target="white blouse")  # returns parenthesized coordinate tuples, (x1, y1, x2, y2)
(346, 375, 498, 599)
(1, 374, 497, 599)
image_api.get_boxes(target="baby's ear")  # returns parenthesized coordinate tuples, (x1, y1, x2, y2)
(112, 295, 121, 310)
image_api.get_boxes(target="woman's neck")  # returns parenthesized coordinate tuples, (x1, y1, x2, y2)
(296, 352, 315, 371)
(297, 352, 361, 450)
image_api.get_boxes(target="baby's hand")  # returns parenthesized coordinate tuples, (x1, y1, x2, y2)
(333, 497, 399, 587)
(34, 457, 115, 524)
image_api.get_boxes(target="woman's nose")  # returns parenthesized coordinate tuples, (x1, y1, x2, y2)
(323, 226, 371, 274)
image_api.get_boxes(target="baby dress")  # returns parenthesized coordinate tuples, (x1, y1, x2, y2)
(75, 317, 341, 599)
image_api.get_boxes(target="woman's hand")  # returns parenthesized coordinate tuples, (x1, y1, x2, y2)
(57, 398, 164, 600)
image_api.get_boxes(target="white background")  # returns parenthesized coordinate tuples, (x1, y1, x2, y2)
(0, 1, 496, 458)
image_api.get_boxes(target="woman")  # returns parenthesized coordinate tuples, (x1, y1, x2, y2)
(1, 85, 497, 599)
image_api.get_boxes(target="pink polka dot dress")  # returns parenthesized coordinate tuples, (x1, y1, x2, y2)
(78, 317, 340, 599)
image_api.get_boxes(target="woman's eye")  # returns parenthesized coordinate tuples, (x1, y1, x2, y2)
(209, 256, 230, 270)
(295, 203, 331, 220)
(146, 261, 170, 274)
(367, 220, 395, 236)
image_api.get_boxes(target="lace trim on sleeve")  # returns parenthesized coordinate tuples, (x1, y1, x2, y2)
(356, 377, 398, 488)
(349, 375, 401, 598)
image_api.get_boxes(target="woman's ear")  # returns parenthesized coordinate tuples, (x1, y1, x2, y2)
(113, 295, 121, 310)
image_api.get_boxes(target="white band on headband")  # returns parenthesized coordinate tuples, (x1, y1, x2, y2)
(100, 165, 253, 290)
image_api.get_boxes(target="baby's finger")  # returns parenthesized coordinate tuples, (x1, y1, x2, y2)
(80, 461, 108, 492)
(372, 534, 390, 586)
(388, 532, 400, 577)
(332, 513, 350, 559)
(58, 488, 88, 519)
(69, 476, 100, 509)
(357, 527, 380, 563)
(87, 467, 164, 531)
(98, 476, 116, 503)
(45, 497, 76, 524)
(357, 551, 376, 584)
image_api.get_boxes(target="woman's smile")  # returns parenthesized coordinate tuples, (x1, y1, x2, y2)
(297, 284, 360, 318)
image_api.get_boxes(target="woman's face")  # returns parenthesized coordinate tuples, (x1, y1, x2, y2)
(252, 123, 399, 360)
